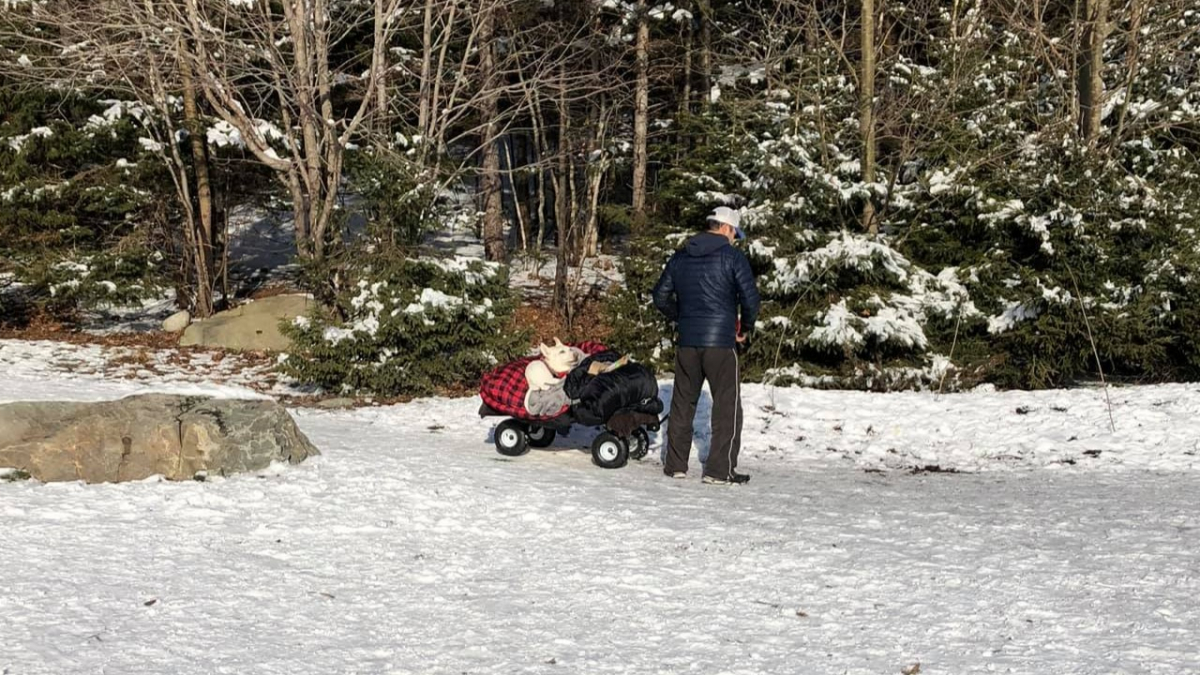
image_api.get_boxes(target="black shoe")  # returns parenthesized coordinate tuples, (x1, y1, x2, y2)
(730, 471, 750, 484)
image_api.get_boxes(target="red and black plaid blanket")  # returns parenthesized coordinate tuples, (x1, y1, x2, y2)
(479, 341, 608, 420)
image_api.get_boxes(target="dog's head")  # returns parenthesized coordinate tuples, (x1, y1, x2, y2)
(538, 337, 580, 374)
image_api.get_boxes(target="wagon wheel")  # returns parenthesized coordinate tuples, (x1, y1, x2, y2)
(591, 432, 629, 469)
(627, 428, 651, 460)
(494, 419, 529, 457)
(527, 425, 557, 448)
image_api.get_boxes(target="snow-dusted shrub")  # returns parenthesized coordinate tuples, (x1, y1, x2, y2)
(899, 137, 1200, 387)
(1, 85, 177, 321)
(346, 149, 440, 247)
(280, 253, 528, 396)
(22, 249, 166, 317)
(605, 232, 680, 374)
(0, 85, 156, 256)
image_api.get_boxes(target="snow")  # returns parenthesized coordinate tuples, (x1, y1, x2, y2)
(927, 168, 965, 196)
(206, 120, 243, 148)
(2, 340, 1200, 673)
(422, 256, 500, 286)
(77, 291, 178, 335)
(6, 126, 53, 151)
(84, 100, 150, 134)
(809, 299, 864, 349)
(988, 300, 1040, 334)
(862, 303, 928, 350)
(207, 119, 287, 149)
(763, 233, 976, 353)
(403, 288, 464, 314)
(508, 252, 624, 303)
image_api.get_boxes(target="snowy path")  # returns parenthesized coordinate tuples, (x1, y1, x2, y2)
(3, 342, 1200, 674)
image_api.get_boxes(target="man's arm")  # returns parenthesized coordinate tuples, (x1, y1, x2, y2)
(651, 256, 679, 322)
(733, 252, 760, 334)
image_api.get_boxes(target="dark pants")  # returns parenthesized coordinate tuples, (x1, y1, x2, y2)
(664, 347, 743, 479)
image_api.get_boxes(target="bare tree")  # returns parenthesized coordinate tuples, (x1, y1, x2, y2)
(631, 0, 650, 229)
(860, 0, 878, 235)
(1078, 0, 1112, 145)
(177, 44, 217, 317)
(176, 0, 402, 262)
(698, 0, 713, 111)
(478, 0, 506, 261)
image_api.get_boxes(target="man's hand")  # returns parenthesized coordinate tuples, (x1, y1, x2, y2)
(736, 332, 751, 351)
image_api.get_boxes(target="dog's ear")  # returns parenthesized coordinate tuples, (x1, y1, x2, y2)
(538, 342, 551, 358)
(553, 336, 564, 348)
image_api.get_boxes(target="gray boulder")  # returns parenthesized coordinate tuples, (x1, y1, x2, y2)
(180, 294, 312, 351)
(162, 309, 191, 332)
(0, 394, 319, 483)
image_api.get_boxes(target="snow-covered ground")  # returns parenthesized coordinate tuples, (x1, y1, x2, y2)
(506, 251, 625, 302)
(2, 340, 1199, 674)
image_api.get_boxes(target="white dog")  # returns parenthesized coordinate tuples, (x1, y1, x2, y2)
(524, 338, 585, 412)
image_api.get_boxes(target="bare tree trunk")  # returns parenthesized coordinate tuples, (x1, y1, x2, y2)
(1078, 0, 1112, 145)
(376, 43, 389, 132)
(578, 49, 603, 259)
(419, 0, 434, 140)
(567, 144, 581, 264)
(504, 138, 528, 251)
(584, 107, 608, 258)
(677, 3, 693, 163)
(531, 91, 550, 252)
(1112, 0, 1144, 145)
(282, 0, 326, 259)
(480, 1, 506, 262)
(310, 0, 340, 262)
(216, 185, 230, 309)
(553, 66, 571, 320)
(427, 0, 462, 164)
(679, 1, 693, 120)
(699, 0, 713, 111)
(860, 0, 878, 235)
(178, 43, 215, 318)
(519, 133, 537, 251)
(631, 0, 650, 230)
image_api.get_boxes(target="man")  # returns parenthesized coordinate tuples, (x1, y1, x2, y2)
(652, 206, 760, 485)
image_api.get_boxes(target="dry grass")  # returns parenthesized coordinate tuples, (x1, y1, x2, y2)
(510, 300, 614, 347)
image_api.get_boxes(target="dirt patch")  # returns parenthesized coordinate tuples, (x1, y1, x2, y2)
(0, 319, 183, 350)
(511, 301, 614, 347)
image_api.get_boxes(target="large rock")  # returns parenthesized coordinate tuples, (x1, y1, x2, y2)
(162, 309, 191, 332)
(0, 394, 319, 483)
(180, 294, 312, 351)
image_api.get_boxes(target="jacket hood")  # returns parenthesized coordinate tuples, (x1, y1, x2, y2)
(685, 232, 730, 257)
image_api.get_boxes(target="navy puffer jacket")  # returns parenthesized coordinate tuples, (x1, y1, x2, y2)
(651, 233, 761, 349)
